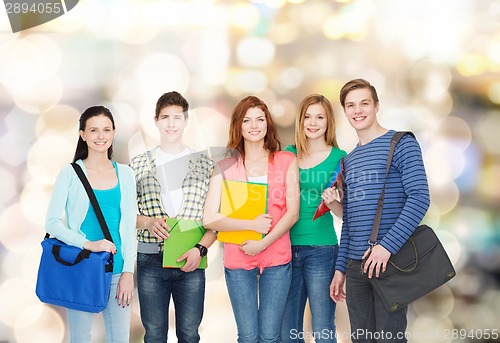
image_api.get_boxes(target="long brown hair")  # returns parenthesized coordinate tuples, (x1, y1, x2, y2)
(227, 95, 281, 162)
(73, 106, 115, 162)
(295, 94, 338, 158)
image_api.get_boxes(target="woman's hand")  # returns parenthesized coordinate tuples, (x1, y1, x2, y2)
(252, 214, 272, 234)
(239, 240, 266, 256)
(116, 272, 134, 307)
(83, 239, 116, 254)
(322, 187, 340, 205)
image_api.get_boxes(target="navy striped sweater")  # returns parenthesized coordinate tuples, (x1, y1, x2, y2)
(336, 130, 430, 273)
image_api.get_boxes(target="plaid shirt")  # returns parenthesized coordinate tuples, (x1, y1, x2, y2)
(130, 147, 215, 244)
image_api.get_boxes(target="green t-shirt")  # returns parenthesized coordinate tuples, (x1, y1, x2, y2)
(284, 144, 346, 246)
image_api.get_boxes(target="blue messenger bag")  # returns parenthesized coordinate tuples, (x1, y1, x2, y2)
(35, 163, 114, 313)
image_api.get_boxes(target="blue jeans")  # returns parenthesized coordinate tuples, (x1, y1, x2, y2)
(346, 259, 408, 343)
(67, 273, 131, 343)
(225, 262, 292, 343)
(137, 252, 205, 343)
(281, 245, 338, 343)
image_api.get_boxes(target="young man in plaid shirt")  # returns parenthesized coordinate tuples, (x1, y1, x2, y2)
(130, 91, 216, 343)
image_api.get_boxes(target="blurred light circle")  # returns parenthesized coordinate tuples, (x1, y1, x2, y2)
(237, 70, 268, 93)
(184, 107, 230, 150)
(290, 1, 332, 33)
(0, 278, 39, 327)
(408, 60, 452, 102)
(0, 204, 41, 253)
(20, 180, 53, 228)
(424, 140, 465, 184)
(236, 38, 276, 68)
(229, 3, 260, 29)
(435, 229, 462, 267)
(27, 134, 75, 186)
(36, 105, 80, 138)
(0, 35, 61, 92)
(429, 182, 459, 215)
(413, 284, 455, 319)
(269, 23, 300, 45)
(14, 305, 65, 343)
(476, 111, 500, 156)
(410, 315, 453, 343)
(270, 99, 296, 127)
(478, 164, 500, 200)
(110, 3, 159, 44)
(456, 53, 488, 76)
(433, 116, 472, 151)
(255, 0, 286, 8)
(12, 76, 63, 114)
(135, 53, 190, 98)
(487, 82, 500, 105)
(274, 68, 304, 93)
(224, 68, 245, 97)
(0, 167, 16, 208)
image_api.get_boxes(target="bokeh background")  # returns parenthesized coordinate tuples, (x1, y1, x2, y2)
(1, 0, 499, 342)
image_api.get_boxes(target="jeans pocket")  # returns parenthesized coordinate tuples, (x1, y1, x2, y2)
(137, 252, 154, 267)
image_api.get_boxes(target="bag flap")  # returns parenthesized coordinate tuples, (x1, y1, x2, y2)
(383, 225, 438, 276)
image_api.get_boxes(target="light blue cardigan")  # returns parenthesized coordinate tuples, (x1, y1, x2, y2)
(45, 159, 137, 273)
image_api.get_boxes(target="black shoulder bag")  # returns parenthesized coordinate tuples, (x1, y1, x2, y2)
(367, 131, 456, 312)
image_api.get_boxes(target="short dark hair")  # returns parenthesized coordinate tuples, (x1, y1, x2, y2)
(155, 91, 189, 119)
(339, 78, 379, 108)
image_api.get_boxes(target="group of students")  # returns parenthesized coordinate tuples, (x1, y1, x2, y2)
(45, 78, 430, 343)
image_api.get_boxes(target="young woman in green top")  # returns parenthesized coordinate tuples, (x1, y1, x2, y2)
(281, 94, 346, 342)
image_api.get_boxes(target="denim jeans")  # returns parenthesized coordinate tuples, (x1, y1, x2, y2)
(137, 252, 205, 343)
(281, 245, 338, 343)
(346, 259, 408, 343)
(225, 262, 292, 343)
(67, 273, 131, 343)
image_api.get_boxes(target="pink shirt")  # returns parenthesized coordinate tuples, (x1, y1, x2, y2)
(218, 151, 296, 272)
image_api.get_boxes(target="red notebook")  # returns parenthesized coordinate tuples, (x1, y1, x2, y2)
(312, 160, 343, 221)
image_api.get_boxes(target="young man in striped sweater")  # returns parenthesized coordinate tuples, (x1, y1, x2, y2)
(330, 79, 430, 342)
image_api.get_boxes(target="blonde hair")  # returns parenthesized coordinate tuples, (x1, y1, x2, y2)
(295, 94, 338, 157)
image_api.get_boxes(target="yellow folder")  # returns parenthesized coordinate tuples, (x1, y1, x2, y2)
(163, 218, 207, 269)
(217, 180, 268, 244)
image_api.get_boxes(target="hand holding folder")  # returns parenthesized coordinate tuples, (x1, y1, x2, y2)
(217, 180, 268, 245)
(163, 218, 207, 269)
(312, 160, 343, 221)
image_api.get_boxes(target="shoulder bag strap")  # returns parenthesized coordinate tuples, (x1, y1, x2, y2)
(369, 131, 415, 245)
(71, 163, 114, 243)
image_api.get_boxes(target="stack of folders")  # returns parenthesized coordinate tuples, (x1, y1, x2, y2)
(217, 180, 268, 245)
(163, 218, 207, 269)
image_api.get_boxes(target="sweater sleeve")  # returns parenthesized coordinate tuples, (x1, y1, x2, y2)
(335, 172, 350, 273)
(45, 165, 89, 249)
(379, 134, 430, 255)
(119, 164, 138, 273)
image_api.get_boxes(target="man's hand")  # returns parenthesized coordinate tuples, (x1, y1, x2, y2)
(177, 248, 201, 272)
(330, 270, 346, 303)
(362, 244, 391, 278)
(145, 218, 171, 240)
